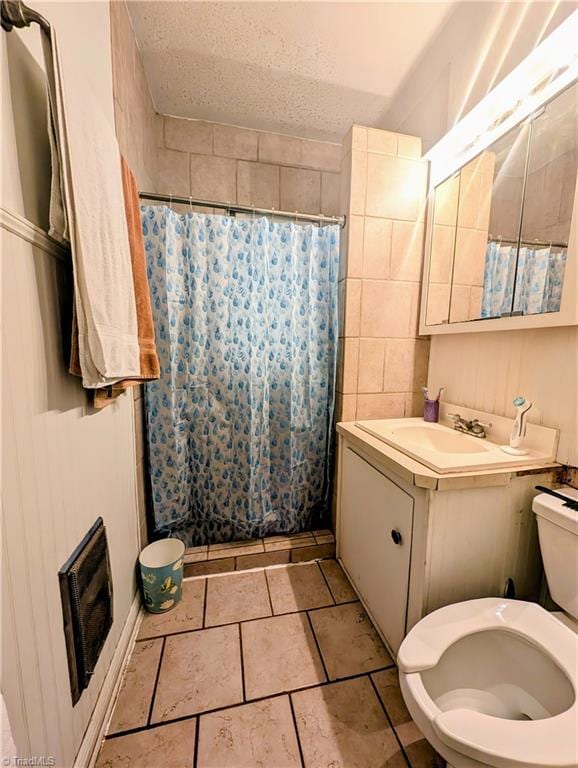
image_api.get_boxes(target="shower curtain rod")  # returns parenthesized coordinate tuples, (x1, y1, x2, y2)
(488, 234, 568, 249)
(139, 192, 346, 227)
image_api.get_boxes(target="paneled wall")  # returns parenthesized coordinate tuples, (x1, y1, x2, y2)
(156, 115, 341, 215)
(336, 125, 429, 421)
(427, 328, 578, 467)
(1, 2, 140, 764)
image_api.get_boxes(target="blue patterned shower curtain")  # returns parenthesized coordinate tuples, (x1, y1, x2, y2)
(481, 241, 567, 318)
(142, 206, 339, 546)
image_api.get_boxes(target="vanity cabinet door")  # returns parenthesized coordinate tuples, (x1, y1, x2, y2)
(339, 448, 414, 654)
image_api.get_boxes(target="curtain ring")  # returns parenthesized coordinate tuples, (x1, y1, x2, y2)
(189, 196, 194, 214)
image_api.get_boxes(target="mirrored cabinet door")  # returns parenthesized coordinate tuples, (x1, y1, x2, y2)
(423, 80, 577, 328)
(513, 83, 576, 315)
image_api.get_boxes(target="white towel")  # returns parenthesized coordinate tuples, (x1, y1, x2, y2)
(41, 29, 140, 388)
(1, 692, 17, 762)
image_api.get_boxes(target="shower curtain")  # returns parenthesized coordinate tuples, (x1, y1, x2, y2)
(481, 241, 567, 318)
(142, 206, 339, 546)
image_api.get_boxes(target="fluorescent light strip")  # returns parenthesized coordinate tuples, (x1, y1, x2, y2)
(426, 10, 578, 188)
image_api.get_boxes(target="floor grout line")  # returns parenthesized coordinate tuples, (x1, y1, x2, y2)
(238, 622, 246, 703)
(368, 673, 412, 768)
(192, 715, 200, 768)
(146, 635, 166, 727)
(201, 576, 208, 628)
(103, 665, 396, 741)
(315, 559, 337, 604)
(304, 610, 330, 683)
(288, 692, 306, 768)
(136, 596, 360, 643)
(101, 558, 421, 768)
(263, 567, 275, 616)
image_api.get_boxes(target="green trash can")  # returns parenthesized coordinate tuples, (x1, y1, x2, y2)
(139, 538, 185, 613)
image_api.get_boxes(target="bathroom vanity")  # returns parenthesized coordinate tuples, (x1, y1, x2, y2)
(334, 408, 560, 656)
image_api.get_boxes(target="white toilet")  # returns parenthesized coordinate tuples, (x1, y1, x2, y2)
(398, 488, 578, 768)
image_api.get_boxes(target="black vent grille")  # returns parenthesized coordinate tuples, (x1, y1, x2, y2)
(59, 518, 113, 704)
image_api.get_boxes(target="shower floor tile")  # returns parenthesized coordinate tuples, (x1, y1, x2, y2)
(99, 559, 443, 768)
(184, 529, 335, 577)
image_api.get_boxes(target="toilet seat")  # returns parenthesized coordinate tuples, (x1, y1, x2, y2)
(398, 598, 578, 768)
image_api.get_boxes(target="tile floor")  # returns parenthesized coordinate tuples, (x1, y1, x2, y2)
(184, 530, 336, 577)
(97, 560, 445, 768)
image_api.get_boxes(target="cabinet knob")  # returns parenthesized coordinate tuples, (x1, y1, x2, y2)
(391, 529, 402, 545)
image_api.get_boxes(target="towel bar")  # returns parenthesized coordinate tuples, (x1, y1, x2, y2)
(1, 0, 50, 33)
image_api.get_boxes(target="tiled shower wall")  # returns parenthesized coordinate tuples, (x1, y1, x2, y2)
(155, 115, 341, 216)
(110, 0, 159, 547)
(336, 125, 430, 422)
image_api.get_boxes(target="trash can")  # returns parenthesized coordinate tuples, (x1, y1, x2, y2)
(139, 538, 185, 613)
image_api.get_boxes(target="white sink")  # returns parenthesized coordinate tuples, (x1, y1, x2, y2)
(355, 418, 556, 474)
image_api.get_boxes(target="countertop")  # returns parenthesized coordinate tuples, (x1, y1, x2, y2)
(336, 422, 560, 491)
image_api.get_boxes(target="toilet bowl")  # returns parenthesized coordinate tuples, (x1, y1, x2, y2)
(398, 489, 578, 768)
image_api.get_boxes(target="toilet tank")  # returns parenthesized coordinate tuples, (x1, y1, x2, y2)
(533, 488, 578, 619)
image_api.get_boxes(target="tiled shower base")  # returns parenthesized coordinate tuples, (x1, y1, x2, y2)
(96, 558, 444, 768)
(183, 530, 336, 577)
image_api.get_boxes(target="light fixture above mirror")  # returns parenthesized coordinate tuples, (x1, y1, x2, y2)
(420, 12, 578, 335)
(425, 11, 578, 189)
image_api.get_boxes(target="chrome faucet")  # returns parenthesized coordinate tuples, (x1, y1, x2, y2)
(447, 413, 492, 439)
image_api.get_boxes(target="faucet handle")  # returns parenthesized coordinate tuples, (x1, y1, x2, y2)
(472, 419, 492, 429)
(447, 412, 462, 422)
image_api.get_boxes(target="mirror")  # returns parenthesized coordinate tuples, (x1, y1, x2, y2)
(424, 81, 577, 327)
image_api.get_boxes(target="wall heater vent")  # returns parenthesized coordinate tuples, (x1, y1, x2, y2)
(59, 517, 113, 704)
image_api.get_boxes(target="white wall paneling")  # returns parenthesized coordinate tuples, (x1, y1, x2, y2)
(427, 328, 578, 466)
(1, 3, 141, 763)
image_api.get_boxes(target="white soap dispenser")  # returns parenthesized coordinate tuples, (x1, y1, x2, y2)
(500, 396, 532, 456)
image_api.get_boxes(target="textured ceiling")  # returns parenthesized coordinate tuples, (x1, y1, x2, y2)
(127, 1, 454, 142)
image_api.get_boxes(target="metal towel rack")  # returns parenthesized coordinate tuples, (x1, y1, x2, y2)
(1, 0, 50, 32)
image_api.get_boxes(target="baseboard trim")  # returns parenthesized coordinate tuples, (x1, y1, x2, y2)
(74, 593, 143, 768)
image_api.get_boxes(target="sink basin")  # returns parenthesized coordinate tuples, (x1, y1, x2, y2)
(355, 418, 554, 474)
(390, 425, 492, 455)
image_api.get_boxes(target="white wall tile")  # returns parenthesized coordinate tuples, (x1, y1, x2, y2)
(164, 117, 213, 154)
(367, 129, 397, 155)
(365, 154, 427, 221)
(190, 154, 237, 202)
(259, 133, 340, 172)
(362, 218, 391, 279)
(280, 167, 321, 214)
(360, 280, 415, 338)
(321, 172, 341, 216)
(156, 148, 189, 196)
(214, 124, 258, 161)
(237, 161, 280, 208)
